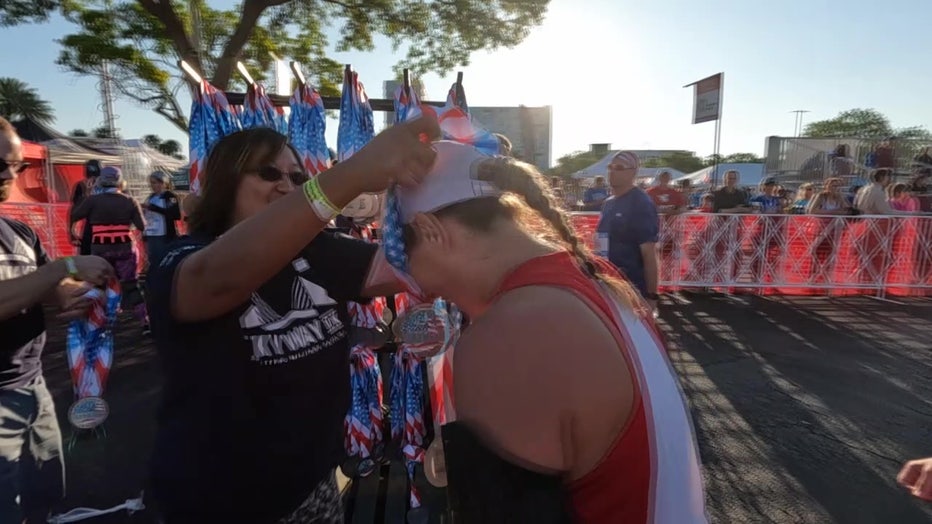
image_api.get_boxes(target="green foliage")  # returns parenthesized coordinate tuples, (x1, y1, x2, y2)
(92, 126, 117, 138)
(719, 152, 762, 164)
(69, 129, 89, 137)
(0, 0, 59, 26)
(647, 151, 705, 174)
(546, 150, 604, 177)
(142, 133, 185, 159)
(803, 108, 932, 140)
(0, 78, 55, 124)
(9, 0, 548, 132)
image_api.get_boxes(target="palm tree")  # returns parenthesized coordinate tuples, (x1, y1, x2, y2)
(0, 78, 55, 124)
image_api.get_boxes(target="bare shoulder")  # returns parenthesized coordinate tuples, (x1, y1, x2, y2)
(456, 285, 630, 402)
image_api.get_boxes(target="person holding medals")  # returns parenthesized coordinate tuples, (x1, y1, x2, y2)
(145, 116, 438, 523)
(388, 141, 708, 523)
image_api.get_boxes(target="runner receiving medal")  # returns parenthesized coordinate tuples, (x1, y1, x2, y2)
(385, 141, 709, 523)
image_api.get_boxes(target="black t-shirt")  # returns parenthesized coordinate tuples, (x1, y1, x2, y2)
(0, 218, 49, 389)
(147, 231, 378, 523)
(712, 187, 750, 213)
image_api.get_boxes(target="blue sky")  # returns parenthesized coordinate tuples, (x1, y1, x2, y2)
(2, 0, 931, 165)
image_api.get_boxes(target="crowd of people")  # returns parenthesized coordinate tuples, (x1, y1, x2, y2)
(2, 109, 932, 524)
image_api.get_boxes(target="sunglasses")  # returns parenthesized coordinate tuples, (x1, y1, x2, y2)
(253, 165, 309, 185)
(0, 159, 30, 174)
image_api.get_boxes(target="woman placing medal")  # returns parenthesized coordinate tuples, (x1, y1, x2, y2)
(385, 141, 708, 523)
(146, 116, 439, 523)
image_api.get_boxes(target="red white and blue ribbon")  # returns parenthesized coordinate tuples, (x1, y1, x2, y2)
(288, 83, 330, 176)
(338, 67, 385, 475)
(187, 79, 241, 194)
(240, 82, 288, 135)
(66, 279, 121, 399)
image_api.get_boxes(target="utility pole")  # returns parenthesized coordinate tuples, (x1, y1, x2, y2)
(790, 110, 811, 137)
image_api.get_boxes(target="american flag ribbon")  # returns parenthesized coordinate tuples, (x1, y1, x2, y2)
(288, 84, 330, 176)
(66, 279, 121, 399)
(240, 83, 288, 134)
(187, 79, 241, 194)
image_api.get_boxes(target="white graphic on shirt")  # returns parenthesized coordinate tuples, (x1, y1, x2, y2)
(0, 231, 38, 281)
(144, 195, 168, 237)
(239, 260, 344, 365)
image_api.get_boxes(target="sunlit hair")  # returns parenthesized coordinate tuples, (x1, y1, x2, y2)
(795, 182, 814, 201)
(405, 156, 644, 314)
(187, 128, 300, 237)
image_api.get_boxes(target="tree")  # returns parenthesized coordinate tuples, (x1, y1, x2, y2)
(93, 126, 118, 139)
(141, 133, 185, 159)
(6, 0, 548, 133)
(0, 78, 55, 124)
(547, 150, 604, 178)
(69, 129, 89, 137)
(720, 152, 762, 164)
(642, 151, 705, 174)
(803, 108, 932, 140)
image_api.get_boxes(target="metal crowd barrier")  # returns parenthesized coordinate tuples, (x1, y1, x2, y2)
(570, 212, 932, 298)
(3, 203, 929, 298)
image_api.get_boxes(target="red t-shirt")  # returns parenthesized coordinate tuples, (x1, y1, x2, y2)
(646, 186, 687, 213)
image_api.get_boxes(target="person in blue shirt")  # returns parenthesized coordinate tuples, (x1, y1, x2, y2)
(596, 151, 660, 311)
(750, 178, 784, 213)
(583, 176, 611, 211)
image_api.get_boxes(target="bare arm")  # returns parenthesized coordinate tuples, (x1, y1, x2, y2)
(640, 242, 659, 296)
(171, 114, 440, 322)
(172, 164, 367, 322)
(0, 260, 66, 321)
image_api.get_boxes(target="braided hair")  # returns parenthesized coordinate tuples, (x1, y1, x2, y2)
(419, 156, 642, 312)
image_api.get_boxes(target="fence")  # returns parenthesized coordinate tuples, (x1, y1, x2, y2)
(570, 212, 932, 298)
(3, 203, 929, 298)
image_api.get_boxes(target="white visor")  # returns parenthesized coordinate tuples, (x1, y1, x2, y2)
(394, 141, 502, 224)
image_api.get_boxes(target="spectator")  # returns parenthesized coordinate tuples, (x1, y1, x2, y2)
(912, 146, 932, 177)
(791, 183, 815, 214)
(830, 144, 853, 179)
(583, 176, 610, 211)
(69, 167, 149, 331)
(70, 160, 102, 255)
(596, 151, 659, 310)
(899, 458, 932, 501)
(875, 137, 896, 170)
(0, 116, 114, 523)
(142, 171, 181, 268)
(888, 182, 920, 212)
(698, 193, 715, 212)
(854, 169, 913, 215)
(647, 170, 687, 214)
(712, 170, 751, 213)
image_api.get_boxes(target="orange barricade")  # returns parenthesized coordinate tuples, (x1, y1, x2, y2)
(570, 212, 932, 297)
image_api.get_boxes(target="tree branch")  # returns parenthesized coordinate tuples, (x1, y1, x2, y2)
(137, 0, 202, 74)
(213, 0, 291, 89)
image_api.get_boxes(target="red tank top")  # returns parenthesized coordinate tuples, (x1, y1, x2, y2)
(497, 252, 705, 524)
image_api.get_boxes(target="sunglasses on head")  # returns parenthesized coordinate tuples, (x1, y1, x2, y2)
(254, 165, 309, 185)
(0, 159, 30, 174)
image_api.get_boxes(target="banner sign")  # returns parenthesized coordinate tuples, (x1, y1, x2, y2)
(690, 73, 723, 124)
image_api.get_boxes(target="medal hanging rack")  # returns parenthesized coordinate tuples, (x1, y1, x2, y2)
(179, 60, 457, 111)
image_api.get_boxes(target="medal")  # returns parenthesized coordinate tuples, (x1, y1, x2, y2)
(423, 439, 447, 487)
(68, 396, 109, 430)
(392, 299, 456, 360)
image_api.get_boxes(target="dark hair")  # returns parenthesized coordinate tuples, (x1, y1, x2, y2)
(405, 157, 641, 311)
(187, 128, 298, 237)
(889, 182, 908, 198)
(872, 168, 892, 183)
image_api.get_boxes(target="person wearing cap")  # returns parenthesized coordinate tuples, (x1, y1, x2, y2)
(142, 171, 181, 267)
(749, 177, 784, 214)
(0, 116, 115, 523)
(595, 151, 661, 309)
(145, 118, 438, 523)
(390, 141, 706, 523)
(647, 170, 687, 215)
(69, 166, 148, 330)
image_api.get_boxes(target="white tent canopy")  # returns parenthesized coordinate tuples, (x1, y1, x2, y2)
(674, 163, 766, 188)
(569, 151, 685, 182)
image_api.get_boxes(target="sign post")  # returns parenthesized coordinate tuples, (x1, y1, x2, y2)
(684, 73, 724, 187)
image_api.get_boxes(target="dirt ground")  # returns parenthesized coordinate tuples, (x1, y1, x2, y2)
(39, 295, 932, 523)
